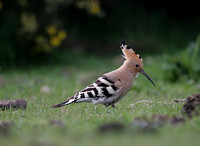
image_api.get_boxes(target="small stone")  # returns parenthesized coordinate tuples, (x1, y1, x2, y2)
(0, 99, 27, 110)
(15, 99, 27, 110)
(131, 116, 160, 132)
(170, 116, 185, 125)
(50, 119, 65, 127)
(98, 122, 124, 133)
(152, 114, 169, 122)
(181, 94, 200, 118)
(40, 86, 51, 93)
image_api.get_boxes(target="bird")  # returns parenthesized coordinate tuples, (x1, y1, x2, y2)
(51, 41, 155, 108)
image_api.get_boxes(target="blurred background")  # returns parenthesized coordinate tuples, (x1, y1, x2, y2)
(0, 0, 200, 67)
(1, 1, 200, 145)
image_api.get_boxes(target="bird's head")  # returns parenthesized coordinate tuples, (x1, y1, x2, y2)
(120, 41, 156, 87)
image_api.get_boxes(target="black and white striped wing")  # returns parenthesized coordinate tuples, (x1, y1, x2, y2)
(74, 76, 119, 102)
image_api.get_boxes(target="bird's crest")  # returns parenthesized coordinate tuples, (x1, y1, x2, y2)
(120, 41, 143, 62)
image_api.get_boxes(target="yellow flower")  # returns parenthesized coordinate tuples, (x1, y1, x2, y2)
(20, 12, 37, 33)
(91, 3, 100, 15)
(58, 30, 67, 40)
(50, 37, 61, 47)
(46, 26, 57, 36)
(0, 1, 2, 10)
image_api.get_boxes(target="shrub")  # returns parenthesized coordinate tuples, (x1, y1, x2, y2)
(164, 35, 200, 82)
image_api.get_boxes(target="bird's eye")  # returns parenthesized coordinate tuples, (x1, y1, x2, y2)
(135, 64, 139, 67)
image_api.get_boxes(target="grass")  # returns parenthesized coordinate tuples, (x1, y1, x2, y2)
(0, 53, 200, 146)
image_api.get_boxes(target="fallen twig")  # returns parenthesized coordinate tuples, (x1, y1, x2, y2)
(173, 99, 187, 102)
(128, 100, 168, 108)
(128, 99, 186, 108)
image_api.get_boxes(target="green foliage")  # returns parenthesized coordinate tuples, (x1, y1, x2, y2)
(1, 0, 200, 66)
(164, 35, 200, 82)
(0, 0, 103, 65)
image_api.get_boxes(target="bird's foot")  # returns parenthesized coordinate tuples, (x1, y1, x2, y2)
(106, 104, 117, 113)
(111, 104, 116, 108)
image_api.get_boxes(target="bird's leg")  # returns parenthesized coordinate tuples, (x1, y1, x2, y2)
(111, 104, 116, 108)
(92, 106, 97, 111)
(104, 103, 116, 108)
(105, 104, 117, 113)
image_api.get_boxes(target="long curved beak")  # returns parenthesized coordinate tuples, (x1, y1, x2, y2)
(140, 70, 156, 87)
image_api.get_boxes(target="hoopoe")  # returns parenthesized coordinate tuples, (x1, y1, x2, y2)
(52, 41, 155, 108)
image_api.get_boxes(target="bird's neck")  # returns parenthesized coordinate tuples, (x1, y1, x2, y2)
(119, 61, 136, 75)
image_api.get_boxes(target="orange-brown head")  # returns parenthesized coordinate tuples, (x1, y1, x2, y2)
(120, 41, 156, 86)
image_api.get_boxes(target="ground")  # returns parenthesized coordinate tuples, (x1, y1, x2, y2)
(0, 54, 200, 146)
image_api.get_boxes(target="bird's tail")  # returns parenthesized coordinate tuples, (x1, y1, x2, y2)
(51, 96, 75, 108)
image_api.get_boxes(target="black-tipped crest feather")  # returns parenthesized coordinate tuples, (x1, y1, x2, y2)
(120, 41, 143, 61)
(121, 41, 125, 45)
(127, 45, 131, 49)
